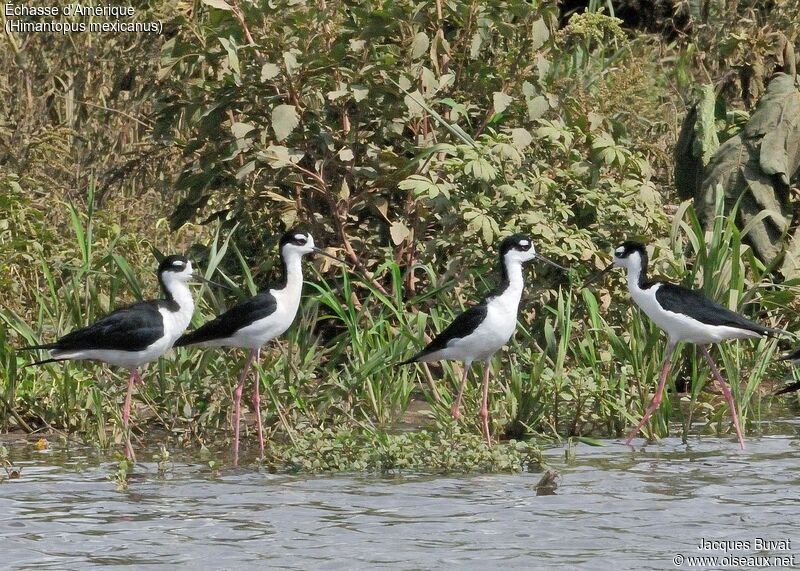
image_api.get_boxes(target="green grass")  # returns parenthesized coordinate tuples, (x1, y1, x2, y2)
(1, 188, 797, 465)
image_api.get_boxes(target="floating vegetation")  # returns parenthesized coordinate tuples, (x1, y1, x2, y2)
(260, 427, 545, 475)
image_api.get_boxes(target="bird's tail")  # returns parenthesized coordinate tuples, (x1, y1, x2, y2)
(774, 381, 800, 396)
(17, 343, 57, 352)
(17, 344, 67, 367)
(396, 356, 417, 366)
(24, 357, 69, 368)
(172, 333, 195, 348)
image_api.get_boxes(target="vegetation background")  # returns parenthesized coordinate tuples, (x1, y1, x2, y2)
(1, 0, 799, 470)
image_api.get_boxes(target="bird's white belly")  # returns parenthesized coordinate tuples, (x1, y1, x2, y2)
(53, 336, 173, 369)
(439, 305, 517, 363)
(632, 286, 760, 344)
(227, 303, 298, 349)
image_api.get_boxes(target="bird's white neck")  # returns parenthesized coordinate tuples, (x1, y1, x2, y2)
(270, 249, 305, 319)
(161, 275, 195, 316)
(159, 274, 195, 336)
(493, 258, 525, 308)
(281, 250, 305, 294)
(625, 254, 646, 294)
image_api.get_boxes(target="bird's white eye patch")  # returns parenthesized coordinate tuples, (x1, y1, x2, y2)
(294, 234, 307, 242)
(519, 240, 530, 247)
(614, 246, 625, 256)
(172, 260, 184, 267)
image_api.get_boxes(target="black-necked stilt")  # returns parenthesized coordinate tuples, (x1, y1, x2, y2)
(774, 348, 800, 395)
(174, 229, 338, 465)
(586, 241, 785, 449)
(20, 255, 222, 460)
(400, 234, 565, 445)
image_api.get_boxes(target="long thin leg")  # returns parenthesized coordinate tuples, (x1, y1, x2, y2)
(700, 345, 745, 450)
(122, 368, 137, 461)
(451, 362, 471, 420)
(251, 348, 265, 460)
(479, 360, 492, 447)
(232, 350, 257, 466)
(626, 341, 676, 444)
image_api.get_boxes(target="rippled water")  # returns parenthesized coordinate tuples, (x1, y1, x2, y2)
(3, 421, 800, 569)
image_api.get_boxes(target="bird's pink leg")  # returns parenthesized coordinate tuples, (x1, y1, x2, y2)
(451, 363, 471, 420)
(251, 349, 265, 460)
(123, 369, 137, 461)
(232, 350, 256, 466)
(626, 342, 676, 444)
(479, 361, 492, 447)
(700, 345, 745, 450)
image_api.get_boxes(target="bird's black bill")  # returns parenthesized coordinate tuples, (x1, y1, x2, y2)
(583, 263, 614, 287)
(192, 273, 233, 291)
(774, 379, 800, 396)
(313, 247, 345, 264)
(780, 349, 800, 362)
(535, 253, 567, 271)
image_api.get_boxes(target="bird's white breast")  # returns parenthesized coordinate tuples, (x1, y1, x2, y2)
(228, 285, 302, 349)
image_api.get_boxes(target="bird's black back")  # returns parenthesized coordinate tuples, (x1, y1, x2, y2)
(401, 304, 488, 364)
(655, 283, 777, 336)
(37, 301, 167, 353)
(175, 292, 278, 346)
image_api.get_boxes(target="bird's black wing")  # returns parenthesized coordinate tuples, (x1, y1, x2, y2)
(400, 304, 488, 364)
(175, 292, 277, 346)
(655, 283, 782, 337)
(25, 302, 165, 353)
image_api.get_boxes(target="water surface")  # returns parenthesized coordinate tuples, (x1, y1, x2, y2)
(2, 421, 799, 569)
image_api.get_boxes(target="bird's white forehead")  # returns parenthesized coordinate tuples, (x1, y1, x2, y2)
(614, 246, 625, 256)
(294, 233, 307, 241)
(519, 239, 530, 247)
(172, 259, 184, 266)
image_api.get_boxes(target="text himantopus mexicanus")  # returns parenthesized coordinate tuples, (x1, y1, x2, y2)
(174, 229, 338, 465)
(20, 255, 222, 460)
(400, 234, 565, 445)
(586, 241, 785, 449)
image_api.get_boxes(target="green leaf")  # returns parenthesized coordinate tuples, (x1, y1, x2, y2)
(411, 32, 429, 60)
(260, 62, 280, 81)
(469, 32, 482, 59)
(530, 18, 550, 51)
(351, 85, 369, 102)
(236, 160, 255, 180)
(527, 96, 549, 121)
(389, 221, 411, 245)
(219, 37, 240, 76)
(511, 128, 533, 149)
(202, 0, 232, 10)
(272, 104, 299, 142)
(231, 122, 254, 139)
(283, 51, 300, 75)
(493, 91, 513, 114)
(259, 145, 304, 168)
(465, 157, 496, 181)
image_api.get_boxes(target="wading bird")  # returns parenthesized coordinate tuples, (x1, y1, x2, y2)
(21, 255, 223, 460)
(773, 348, 800, 395)
(585, 241, 785, 449)
(399, 234, 566, 445)
(174, 229, 339, 466)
